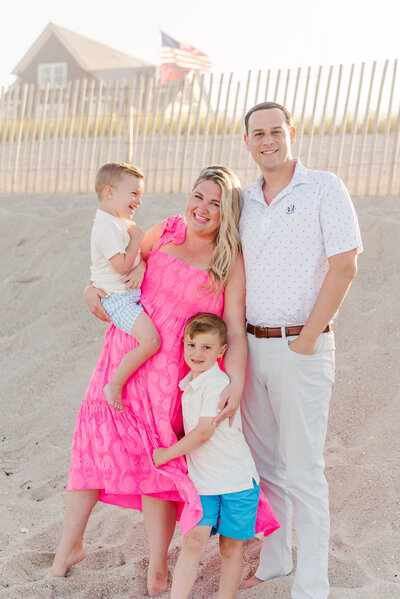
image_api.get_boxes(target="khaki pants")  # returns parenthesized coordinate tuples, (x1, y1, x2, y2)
(242, 330, 335, 599)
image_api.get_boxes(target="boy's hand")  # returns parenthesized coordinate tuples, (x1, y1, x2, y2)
(127, 222, 145, 243)
(123, 260, 146, 289)
(153, 447, 169, 468)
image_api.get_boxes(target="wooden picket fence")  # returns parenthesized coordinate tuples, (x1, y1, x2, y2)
(0, 59, 399, 196)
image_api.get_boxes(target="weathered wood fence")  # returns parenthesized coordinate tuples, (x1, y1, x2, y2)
(0, 59, 399, 196)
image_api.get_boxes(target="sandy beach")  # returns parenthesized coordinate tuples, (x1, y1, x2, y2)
(0, 192, 399, 599)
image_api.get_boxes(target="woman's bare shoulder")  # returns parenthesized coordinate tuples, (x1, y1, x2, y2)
(141, 222, 164, 258)
(146, 221, 164, 241)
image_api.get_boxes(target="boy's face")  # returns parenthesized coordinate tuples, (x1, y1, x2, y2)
(104, 174, 144, 220)
(183, 332, 227, 378)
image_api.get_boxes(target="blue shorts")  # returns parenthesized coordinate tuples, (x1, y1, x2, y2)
(197, 479, 260, 540)
(101, 290, 143, 335)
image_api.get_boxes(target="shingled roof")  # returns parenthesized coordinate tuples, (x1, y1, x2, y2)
(12, 22, 154, 77)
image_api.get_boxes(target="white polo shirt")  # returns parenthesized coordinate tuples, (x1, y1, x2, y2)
(90, 209, 140, 295)
(180, 362, 260, 495)
(239, 161, 363, 327)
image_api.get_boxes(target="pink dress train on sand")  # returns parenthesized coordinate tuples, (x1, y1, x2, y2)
(67, 215, 279, 536)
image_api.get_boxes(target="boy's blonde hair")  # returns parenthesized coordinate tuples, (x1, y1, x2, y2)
(95, 162, 144, 200)
(184, 312, 227, 346)
(191, 165, 241, 294)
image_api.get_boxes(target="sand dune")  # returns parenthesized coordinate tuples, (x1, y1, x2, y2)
(0, 192, 399, 598)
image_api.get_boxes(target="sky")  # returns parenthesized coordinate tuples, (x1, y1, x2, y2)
(1, 0, 399, 89)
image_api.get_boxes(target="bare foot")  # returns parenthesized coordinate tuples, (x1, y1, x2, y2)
(147, 564, 168, 596)
(240, 575, 263, 589)
(104, 383, 124, 412)
(46, 547, 87, 578)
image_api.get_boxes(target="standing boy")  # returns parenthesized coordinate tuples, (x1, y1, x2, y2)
(153, 312, 278, 599)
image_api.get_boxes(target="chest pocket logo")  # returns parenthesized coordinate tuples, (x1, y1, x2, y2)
(286, 204, 295, 215)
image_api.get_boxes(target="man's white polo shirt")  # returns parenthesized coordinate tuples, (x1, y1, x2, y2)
(239, 161, 363, 327)
(180, 362, 259, 495)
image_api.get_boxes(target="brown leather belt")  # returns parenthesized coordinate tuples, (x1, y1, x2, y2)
(246, 323, 332, 338)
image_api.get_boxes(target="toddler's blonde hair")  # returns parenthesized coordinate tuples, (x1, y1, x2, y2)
(95, 162, 144, 200)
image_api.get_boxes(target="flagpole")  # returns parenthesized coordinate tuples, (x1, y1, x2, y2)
(158, 26, 162, 81)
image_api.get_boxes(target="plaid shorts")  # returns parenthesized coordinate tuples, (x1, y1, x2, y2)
(101, 289, 143, 335)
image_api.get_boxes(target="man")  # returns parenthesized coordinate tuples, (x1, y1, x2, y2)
(239, 102, 362, 599)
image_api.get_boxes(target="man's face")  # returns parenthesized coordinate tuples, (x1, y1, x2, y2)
(244, 108, 295, 173)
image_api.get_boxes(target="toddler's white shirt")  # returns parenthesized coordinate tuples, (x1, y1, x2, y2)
(90, 209, 140, 295)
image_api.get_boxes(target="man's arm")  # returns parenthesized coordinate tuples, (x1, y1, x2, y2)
(290, 248, 358, 355)
(152, 417, 214, 467)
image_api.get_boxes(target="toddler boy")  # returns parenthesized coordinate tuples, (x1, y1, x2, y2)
(90, 162, 160, 411)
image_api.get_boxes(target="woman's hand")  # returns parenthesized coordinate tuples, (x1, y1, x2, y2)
(84, 285, 111, 322)
(213, 381, 242, 427)
(123, 260, 146, 290)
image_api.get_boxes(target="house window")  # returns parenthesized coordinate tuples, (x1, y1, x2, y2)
(37, 63, 67, 88)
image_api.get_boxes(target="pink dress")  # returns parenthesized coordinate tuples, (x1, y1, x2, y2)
(68, 215, 279, 536)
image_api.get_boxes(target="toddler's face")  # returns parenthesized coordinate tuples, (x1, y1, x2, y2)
(183, 332, 227, 378)
(109, 174, 144, 220)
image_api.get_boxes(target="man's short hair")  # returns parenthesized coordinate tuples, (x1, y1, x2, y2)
(244, 102, 294, 134)
(184, 312, 227, 345)
(95, 162, 144, 200)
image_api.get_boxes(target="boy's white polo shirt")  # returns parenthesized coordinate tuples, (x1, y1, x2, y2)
(179, 362, 259, 495)
(239, 161, 363, 327)
(90, 209, 140, 295)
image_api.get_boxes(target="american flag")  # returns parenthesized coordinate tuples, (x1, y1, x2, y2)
(161, 31, 211, 83)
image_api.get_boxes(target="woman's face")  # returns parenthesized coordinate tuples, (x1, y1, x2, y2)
(186, 179, 222, 238)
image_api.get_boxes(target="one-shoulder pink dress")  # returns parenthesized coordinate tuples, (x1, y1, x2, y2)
(68, 215, 279, 536)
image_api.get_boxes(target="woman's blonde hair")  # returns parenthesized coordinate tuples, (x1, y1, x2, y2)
(191, 165, 242, 294)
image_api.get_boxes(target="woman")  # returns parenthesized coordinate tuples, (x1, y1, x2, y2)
(49, 165, 247, 595)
